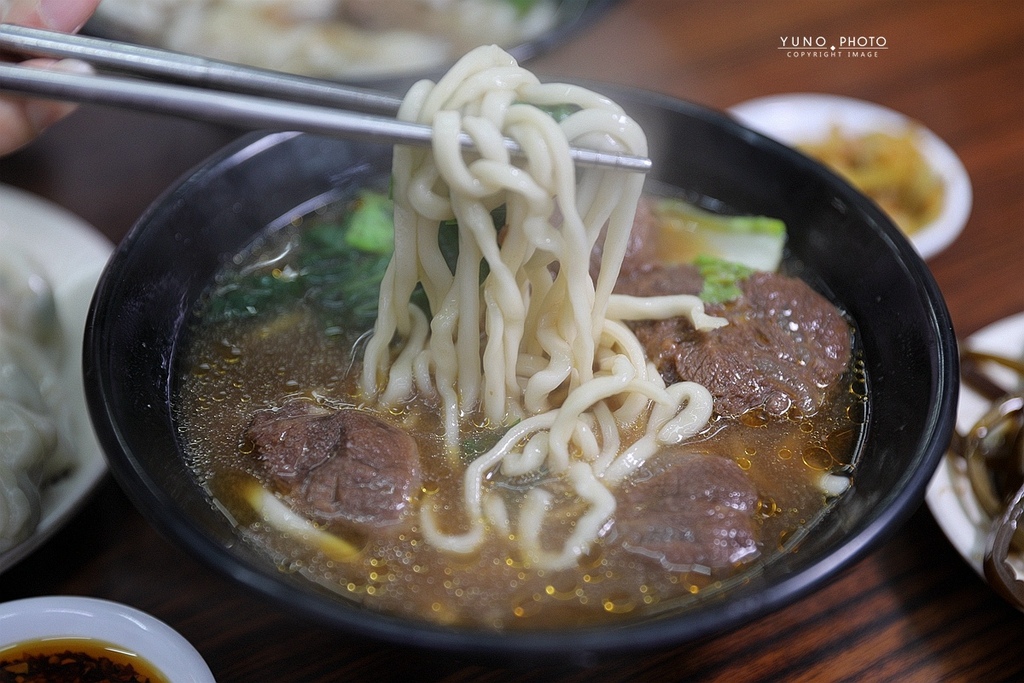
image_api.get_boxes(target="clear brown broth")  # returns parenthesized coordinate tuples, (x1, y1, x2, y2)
(175, 197, 866, 630)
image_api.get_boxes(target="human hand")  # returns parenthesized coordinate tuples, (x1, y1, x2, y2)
(0, 0, 102, 155)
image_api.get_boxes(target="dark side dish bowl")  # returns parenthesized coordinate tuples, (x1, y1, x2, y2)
(83, 84, 958, 660)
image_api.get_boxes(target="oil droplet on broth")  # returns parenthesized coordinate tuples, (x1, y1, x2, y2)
(512, 593, 544, 619)
(505, 556, 527, 570)
(850, 360, 868, 398)
(544, 575, 581, 601)
(739, 409, 768, 428)
(802, 446, 835, 471)
(578, 543, 605, 569)
(827, 427, 856, 457)
(846, 398, 868, 424)
(277, 559, 303, 574)
(778, 527, 798, 551)
(757, 496, 781, 518)
(601, 592, 638, 614)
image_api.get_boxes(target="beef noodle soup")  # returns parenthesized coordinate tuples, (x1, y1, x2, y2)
(175, 192, 864, 629)
(174, 47, 865, 629)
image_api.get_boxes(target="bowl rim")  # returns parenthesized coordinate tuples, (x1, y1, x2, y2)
(84, 86, 959, 658)
(0, 595, 215, 682)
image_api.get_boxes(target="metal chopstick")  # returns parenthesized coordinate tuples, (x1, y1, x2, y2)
(0, 24, 653, 173)
(0, 23, 403, 115)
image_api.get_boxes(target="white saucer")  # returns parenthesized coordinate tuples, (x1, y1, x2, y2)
(729, 93, 972, 260)
(0, 596, 214, 682)
(925, 311, 1024, 595)
(0, 184, 112, 573)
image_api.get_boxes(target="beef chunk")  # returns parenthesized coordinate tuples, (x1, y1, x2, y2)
(615, 451, 760, 572)
(591, 196, 664, 282)
(614, 262, 704, 299)
(623, 265, 852, 417)
(246, 400, 421, 529)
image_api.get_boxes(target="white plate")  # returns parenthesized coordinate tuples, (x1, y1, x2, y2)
(0, 595, 215, 682)
(925, 312, 1024, 588)
(0, 184, 112, 573)
(729, 93, 972, 260)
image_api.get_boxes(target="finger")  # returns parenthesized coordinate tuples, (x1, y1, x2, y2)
(0, 0, 103, 32)
(0, 57, 93, 155)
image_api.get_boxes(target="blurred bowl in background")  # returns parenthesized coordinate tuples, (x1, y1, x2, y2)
(730, 93, 972, 260)
(86, 0, 621, 90)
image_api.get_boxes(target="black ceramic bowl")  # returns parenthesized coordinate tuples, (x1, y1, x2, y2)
(83, 85, 958, 660)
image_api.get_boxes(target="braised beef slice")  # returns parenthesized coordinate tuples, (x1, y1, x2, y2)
(615, 451, 760, 571)
(246, 400, 420, 528)
(619, 264, 851, 417)
(590, 196, 664, 282)
(614, 262, 705, 299)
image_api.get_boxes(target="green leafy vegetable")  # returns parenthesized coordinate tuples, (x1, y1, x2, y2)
(695, 255, 754, 304)
(533, 103, 582, 123)
(411, 203, 507, 319)
(504, 0, 544, 16)
(437, 203, 507, 276)
(343, 190, 395, 254)
(206, 270, 304, 323)
(205, 190, 395, 330)
(460, 426, 510, 464)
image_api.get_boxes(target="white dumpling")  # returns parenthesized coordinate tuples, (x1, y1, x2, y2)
(0, 249, 64, 553)
(0, 401, 54, 552)
(0, 390, 58, 552)
(0, 381, 57, 473)
(0, 463, 41, 553)
(0, 250, 58, 346)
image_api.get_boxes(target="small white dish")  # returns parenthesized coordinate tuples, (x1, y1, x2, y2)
(729, 93, 972, 260)
(0, 184, 112, 573)
(926, 312, 1024, 591)
(0, 595, 215, 682)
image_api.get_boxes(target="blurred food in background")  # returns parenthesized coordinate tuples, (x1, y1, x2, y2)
(89, 0, 566, 81)
(798, 126, 944, 236)
(729, 94, 971, 259)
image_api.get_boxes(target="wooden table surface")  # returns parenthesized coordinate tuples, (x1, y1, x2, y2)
(2, 1, 1022, 680)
